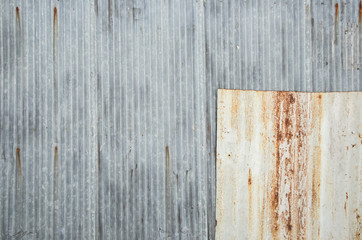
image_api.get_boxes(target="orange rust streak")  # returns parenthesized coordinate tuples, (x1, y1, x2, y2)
(335, 3, 339, 18)
(359, 1, 362, 23)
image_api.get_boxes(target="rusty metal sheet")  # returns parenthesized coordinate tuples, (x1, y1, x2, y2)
(216, 89, 361, 240)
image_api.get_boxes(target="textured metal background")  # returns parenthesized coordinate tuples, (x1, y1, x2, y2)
(0, 0, 361, 239)
(216, 90, 361, 239)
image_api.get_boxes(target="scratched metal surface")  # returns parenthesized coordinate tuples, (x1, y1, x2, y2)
(0, 0, 361, 239)
(216, 90, 361, 239)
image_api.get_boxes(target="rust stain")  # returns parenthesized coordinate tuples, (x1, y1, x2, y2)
(311, 94, 322, 237)
(53, 7, 57, 25)
(16, 148, 21, 177)
(344, 192, 348, 216)
(270, 92, 310, 239)
(231, 91, 240, 131)
(359, 1, 362, 23)
(15, 7, 20, 29)
(54, 146, 59, 168)
(53, 7, 58, 70)
(334, 3, 339, 44)
(248, 168, 253, 237)
(178, 205, 181, 233)
(245, 94, 254, 143)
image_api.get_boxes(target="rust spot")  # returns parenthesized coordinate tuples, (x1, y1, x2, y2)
(347, 146, 349, 150)
(318, 94, 322, 99)
(335, 3, 339, 17)
(344, 192, 348, 216)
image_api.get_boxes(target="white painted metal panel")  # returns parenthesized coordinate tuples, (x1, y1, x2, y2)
(216, 89, 361, 240)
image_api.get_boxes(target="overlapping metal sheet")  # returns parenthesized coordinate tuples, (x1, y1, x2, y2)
(216, 90, 361, 239)
(0, 0, 361, 239)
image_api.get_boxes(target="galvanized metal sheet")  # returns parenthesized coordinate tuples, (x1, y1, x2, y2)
(0, 0, 361, 239)
(216, 89, 361, 239)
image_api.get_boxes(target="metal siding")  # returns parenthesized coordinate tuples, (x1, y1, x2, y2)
(216, 90, 361, 239)
(0, 0, 361, 239)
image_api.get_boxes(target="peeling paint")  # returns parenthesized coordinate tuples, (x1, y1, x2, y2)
(216, 90, 361, 240)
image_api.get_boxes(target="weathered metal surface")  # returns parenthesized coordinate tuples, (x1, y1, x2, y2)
(0, 0, 361, 239)
(216, 89, 361, 240)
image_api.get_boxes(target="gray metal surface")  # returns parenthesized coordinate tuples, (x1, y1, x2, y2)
(0, 0, 361, 239)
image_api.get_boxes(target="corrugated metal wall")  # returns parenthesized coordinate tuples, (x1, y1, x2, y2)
(0, 0, 360, 239)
